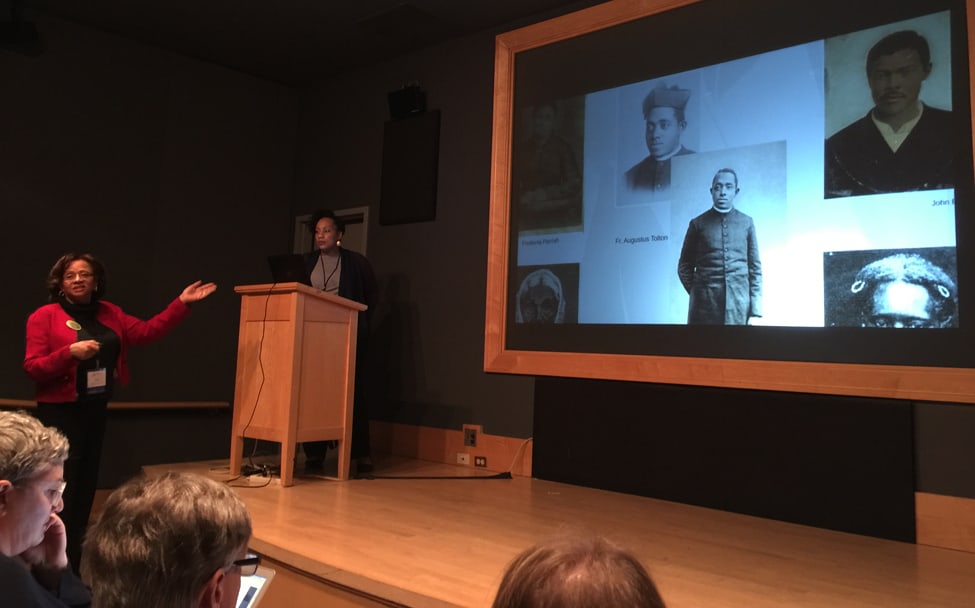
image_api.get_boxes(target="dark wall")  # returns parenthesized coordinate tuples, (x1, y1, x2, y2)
(534, 377, 917, 541)
(915, 401, 975, 496)
(292, 26, 545, 437)
(97, 408, 233, 487)
(1, 16, 299, 404)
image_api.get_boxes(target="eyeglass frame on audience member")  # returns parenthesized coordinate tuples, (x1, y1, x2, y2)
(227, 552, 261, 577)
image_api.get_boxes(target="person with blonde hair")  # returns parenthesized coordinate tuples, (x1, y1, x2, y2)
(0, 409, 90, 607)
(493, 535, 666, 608)
(82, 472, 254, 608)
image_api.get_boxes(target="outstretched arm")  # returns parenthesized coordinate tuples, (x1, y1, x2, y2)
(120, 280, 215, 347)
(179, 280, 218, 304)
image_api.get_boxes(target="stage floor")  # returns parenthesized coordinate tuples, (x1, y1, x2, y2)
(148, 456, 975, 608)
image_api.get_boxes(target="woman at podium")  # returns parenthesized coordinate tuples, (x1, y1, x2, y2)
(303, 210, 378, 473)
(23, 252, 216, 571)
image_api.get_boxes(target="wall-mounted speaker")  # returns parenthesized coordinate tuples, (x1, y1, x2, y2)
(387, 85, 427, 120)
(380, 110, 440, 225)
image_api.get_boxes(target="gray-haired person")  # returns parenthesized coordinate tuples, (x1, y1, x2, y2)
(0, 409, 90, 607)
(82, 472, 254, 608)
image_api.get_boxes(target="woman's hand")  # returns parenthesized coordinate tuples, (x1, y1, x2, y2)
(179, 280, 218, 304)
(20, 513, 69, 572)
(69, 340, 100, 360)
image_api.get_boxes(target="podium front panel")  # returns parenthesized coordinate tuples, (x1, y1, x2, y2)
(296, 316, 356, 438)
(233, 295, 301, 439)
(232, 284, 362, 482)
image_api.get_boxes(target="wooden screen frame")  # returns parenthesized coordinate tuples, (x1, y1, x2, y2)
(483, 0, 975, 403)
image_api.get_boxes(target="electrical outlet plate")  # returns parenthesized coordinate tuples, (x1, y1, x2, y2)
(474, 456, 487, 467)
(463, 424, 482, 448)
(457, 453, 470, 465)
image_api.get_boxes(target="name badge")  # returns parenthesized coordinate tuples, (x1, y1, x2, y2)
(86, 368, 107, 395)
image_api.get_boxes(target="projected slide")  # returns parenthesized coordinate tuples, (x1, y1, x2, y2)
(511, 10, 957, 329)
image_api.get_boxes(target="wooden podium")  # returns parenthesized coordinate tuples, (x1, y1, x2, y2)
(230, 283, 367, 485)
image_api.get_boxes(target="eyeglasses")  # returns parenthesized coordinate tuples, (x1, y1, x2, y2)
(17, 479, 66, 505)
(46, 480, 67, 505)
(63, 271, 94, 281)
(227, 552, 261, 577)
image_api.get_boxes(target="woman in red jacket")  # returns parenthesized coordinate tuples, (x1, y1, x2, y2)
(23, 252, 216, 571)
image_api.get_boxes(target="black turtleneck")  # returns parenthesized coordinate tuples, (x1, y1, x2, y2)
(57, 297, 121, 400)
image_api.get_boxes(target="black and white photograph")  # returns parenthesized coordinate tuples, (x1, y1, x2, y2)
(824, 12, 953, 198)
(512, 98, 585, 234)
(513, 263, 580, 324)
(824, 246, 957, 328)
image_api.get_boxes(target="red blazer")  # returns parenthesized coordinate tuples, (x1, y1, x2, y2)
(24, 298, 191, 403)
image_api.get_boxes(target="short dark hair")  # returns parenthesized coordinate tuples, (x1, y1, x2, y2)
(712, 168, 739, 189)
(492, 536, 666, 608)
(867, 30, 931, 73)
(46, 252, 107, 302)
(643, 103, 686, 125)
(308, 209, 346, 234)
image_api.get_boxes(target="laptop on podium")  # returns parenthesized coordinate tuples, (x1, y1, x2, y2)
(267, 253, 312, 286)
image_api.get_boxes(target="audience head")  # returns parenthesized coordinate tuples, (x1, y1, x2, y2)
(492, 535, 666, 608)
(0, 410, 69, 557)
(82, 472, 253, 608)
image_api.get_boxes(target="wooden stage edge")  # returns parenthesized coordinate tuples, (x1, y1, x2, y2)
(144, 456, 975, 608)
(370, 419, 975, 554)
